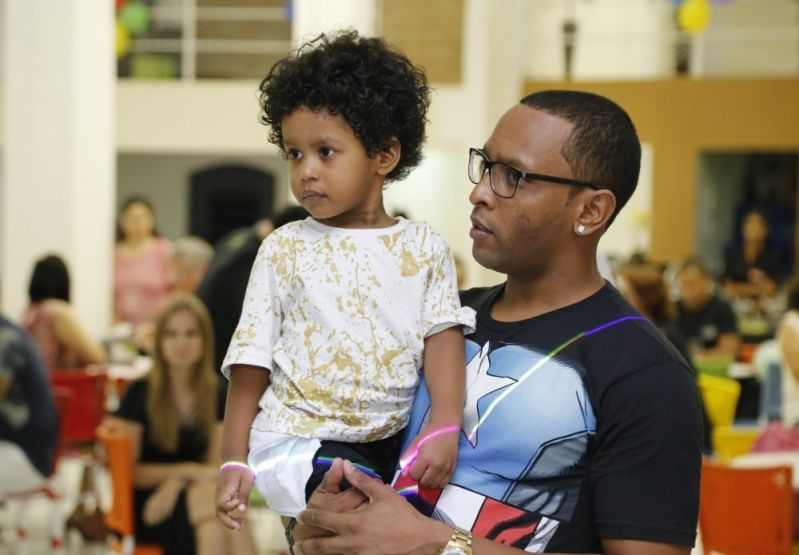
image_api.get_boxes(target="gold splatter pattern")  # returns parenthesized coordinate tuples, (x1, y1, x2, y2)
(222, 218, 476, 442)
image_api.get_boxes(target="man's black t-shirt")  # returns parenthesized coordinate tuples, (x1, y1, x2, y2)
(395, 283, 702, 552)
(676, 295, 738, 350)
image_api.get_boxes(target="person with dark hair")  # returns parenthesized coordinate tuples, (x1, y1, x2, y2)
(290, 91, 702, 555)
(723, 207, 783, 300)
(216, 30, 475, 527)
(114, 196, 172, 328)
(196, 205, 309, 371)
(21, 254, 105, 369)
(675, 256, 740, 359)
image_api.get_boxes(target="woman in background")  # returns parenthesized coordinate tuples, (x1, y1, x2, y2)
(21, 254, 105, 369)
(114, 197, 172, 328)
(110, 294, 256, 555)
(723, 207, 783, 300)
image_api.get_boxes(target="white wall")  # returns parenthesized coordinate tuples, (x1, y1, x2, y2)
(524, 0, 675, 80)
(1, 1, 115, 335)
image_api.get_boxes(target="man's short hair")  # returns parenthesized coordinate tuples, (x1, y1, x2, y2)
(520, 90, 641, 227)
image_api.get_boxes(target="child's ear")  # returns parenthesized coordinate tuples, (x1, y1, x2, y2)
(375, 138, 401, 177)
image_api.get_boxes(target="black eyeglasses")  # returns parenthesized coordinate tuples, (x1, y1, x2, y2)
(468, 147, 598, 199)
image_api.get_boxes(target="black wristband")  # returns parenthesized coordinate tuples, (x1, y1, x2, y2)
(285, 517, 298, 555)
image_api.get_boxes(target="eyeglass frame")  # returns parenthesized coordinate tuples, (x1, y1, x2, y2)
(468, 147, 598, 199)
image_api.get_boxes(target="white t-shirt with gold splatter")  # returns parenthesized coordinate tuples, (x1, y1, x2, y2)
(222, 217, 476, 442)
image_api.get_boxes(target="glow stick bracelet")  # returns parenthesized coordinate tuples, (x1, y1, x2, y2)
(219, 460, 254, 475)
(399, 424, 461, 471)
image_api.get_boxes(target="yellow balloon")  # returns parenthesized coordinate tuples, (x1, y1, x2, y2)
(679, 0, 711, 33)
(116, 19, 131, 58)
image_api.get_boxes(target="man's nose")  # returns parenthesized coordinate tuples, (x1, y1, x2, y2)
(469, 170, 493, 207)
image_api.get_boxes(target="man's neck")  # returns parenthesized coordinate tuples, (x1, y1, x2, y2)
(492, 266, 605, 322)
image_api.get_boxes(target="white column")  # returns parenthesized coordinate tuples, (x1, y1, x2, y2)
(1, 0, 115, 337)
(291, 0, 377, 45)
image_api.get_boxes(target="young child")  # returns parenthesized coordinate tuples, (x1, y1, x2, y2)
(215, 30, 475, 525)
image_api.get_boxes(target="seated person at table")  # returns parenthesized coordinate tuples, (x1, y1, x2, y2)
(723, 207, 784, 301)
(676, 256, 741, 360)
(109, 294, 256, 555)
(21, 254, 106, 369)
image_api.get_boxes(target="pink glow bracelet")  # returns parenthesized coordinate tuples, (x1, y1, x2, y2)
(219, 460, 254, 475)
(399, 424, 461, 471)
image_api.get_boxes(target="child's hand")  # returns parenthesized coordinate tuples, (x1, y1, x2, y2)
(400, 424, 460, 489)
(215, 464, 255, 530)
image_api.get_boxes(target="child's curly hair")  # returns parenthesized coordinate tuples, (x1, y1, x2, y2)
(258, 30, 431, 183)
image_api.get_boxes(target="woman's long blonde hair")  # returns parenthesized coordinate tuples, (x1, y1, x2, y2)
(146, 293, 218, 453)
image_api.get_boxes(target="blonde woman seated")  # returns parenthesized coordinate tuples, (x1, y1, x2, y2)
(109, 294, 256, 555)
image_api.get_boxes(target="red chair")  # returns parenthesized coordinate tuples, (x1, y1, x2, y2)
(0, 387, 73, 552)
(97, 424, 163, 555)
(700, 460, 794, 555)
(50, 368, 108, 448)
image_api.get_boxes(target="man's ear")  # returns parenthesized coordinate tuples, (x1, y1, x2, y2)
(375, 138, 401, 177)
(574, 189, 616, 236)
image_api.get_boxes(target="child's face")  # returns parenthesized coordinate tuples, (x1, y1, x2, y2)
(282, 106, 392, 227)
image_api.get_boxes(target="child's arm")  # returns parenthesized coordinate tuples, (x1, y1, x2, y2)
(215, 364, 270, 529)
(404, 326, 465, 489)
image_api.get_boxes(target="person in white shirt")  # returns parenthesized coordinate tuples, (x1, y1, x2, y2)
(215, 31, 475, 525)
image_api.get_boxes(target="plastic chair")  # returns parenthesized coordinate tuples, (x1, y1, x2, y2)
(96, 425, 163, 555)
(50, 368, 108, 447)
(700, 460, 794, 555)
(1, 387, 73, 553)
(712, 425, 761, 463)
(698, 373, 742, 428)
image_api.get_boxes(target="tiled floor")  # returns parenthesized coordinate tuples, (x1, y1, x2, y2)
(0, 458, 288, 555)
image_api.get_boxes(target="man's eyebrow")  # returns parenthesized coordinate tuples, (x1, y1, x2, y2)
(483, 145, 529, 171)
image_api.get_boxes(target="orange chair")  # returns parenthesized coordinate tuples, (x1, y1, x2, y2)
(96, 425, 163, 555)
(700, 460, 794, 555)
(51, 368, 108, 447)
(1, 387, 73, 552)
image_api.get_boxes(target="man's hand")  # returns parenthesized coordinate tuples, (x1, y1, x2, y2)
(294, 460, 451, 555)
(292, 457, 369, 544)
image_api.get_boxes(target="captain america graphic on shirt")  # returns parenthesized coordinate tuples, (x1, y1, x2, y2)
(393, 337, 597, 552)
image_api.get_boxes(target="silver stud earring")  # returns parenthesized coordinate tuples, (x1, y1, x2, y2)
(576, 224, 586, 235)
